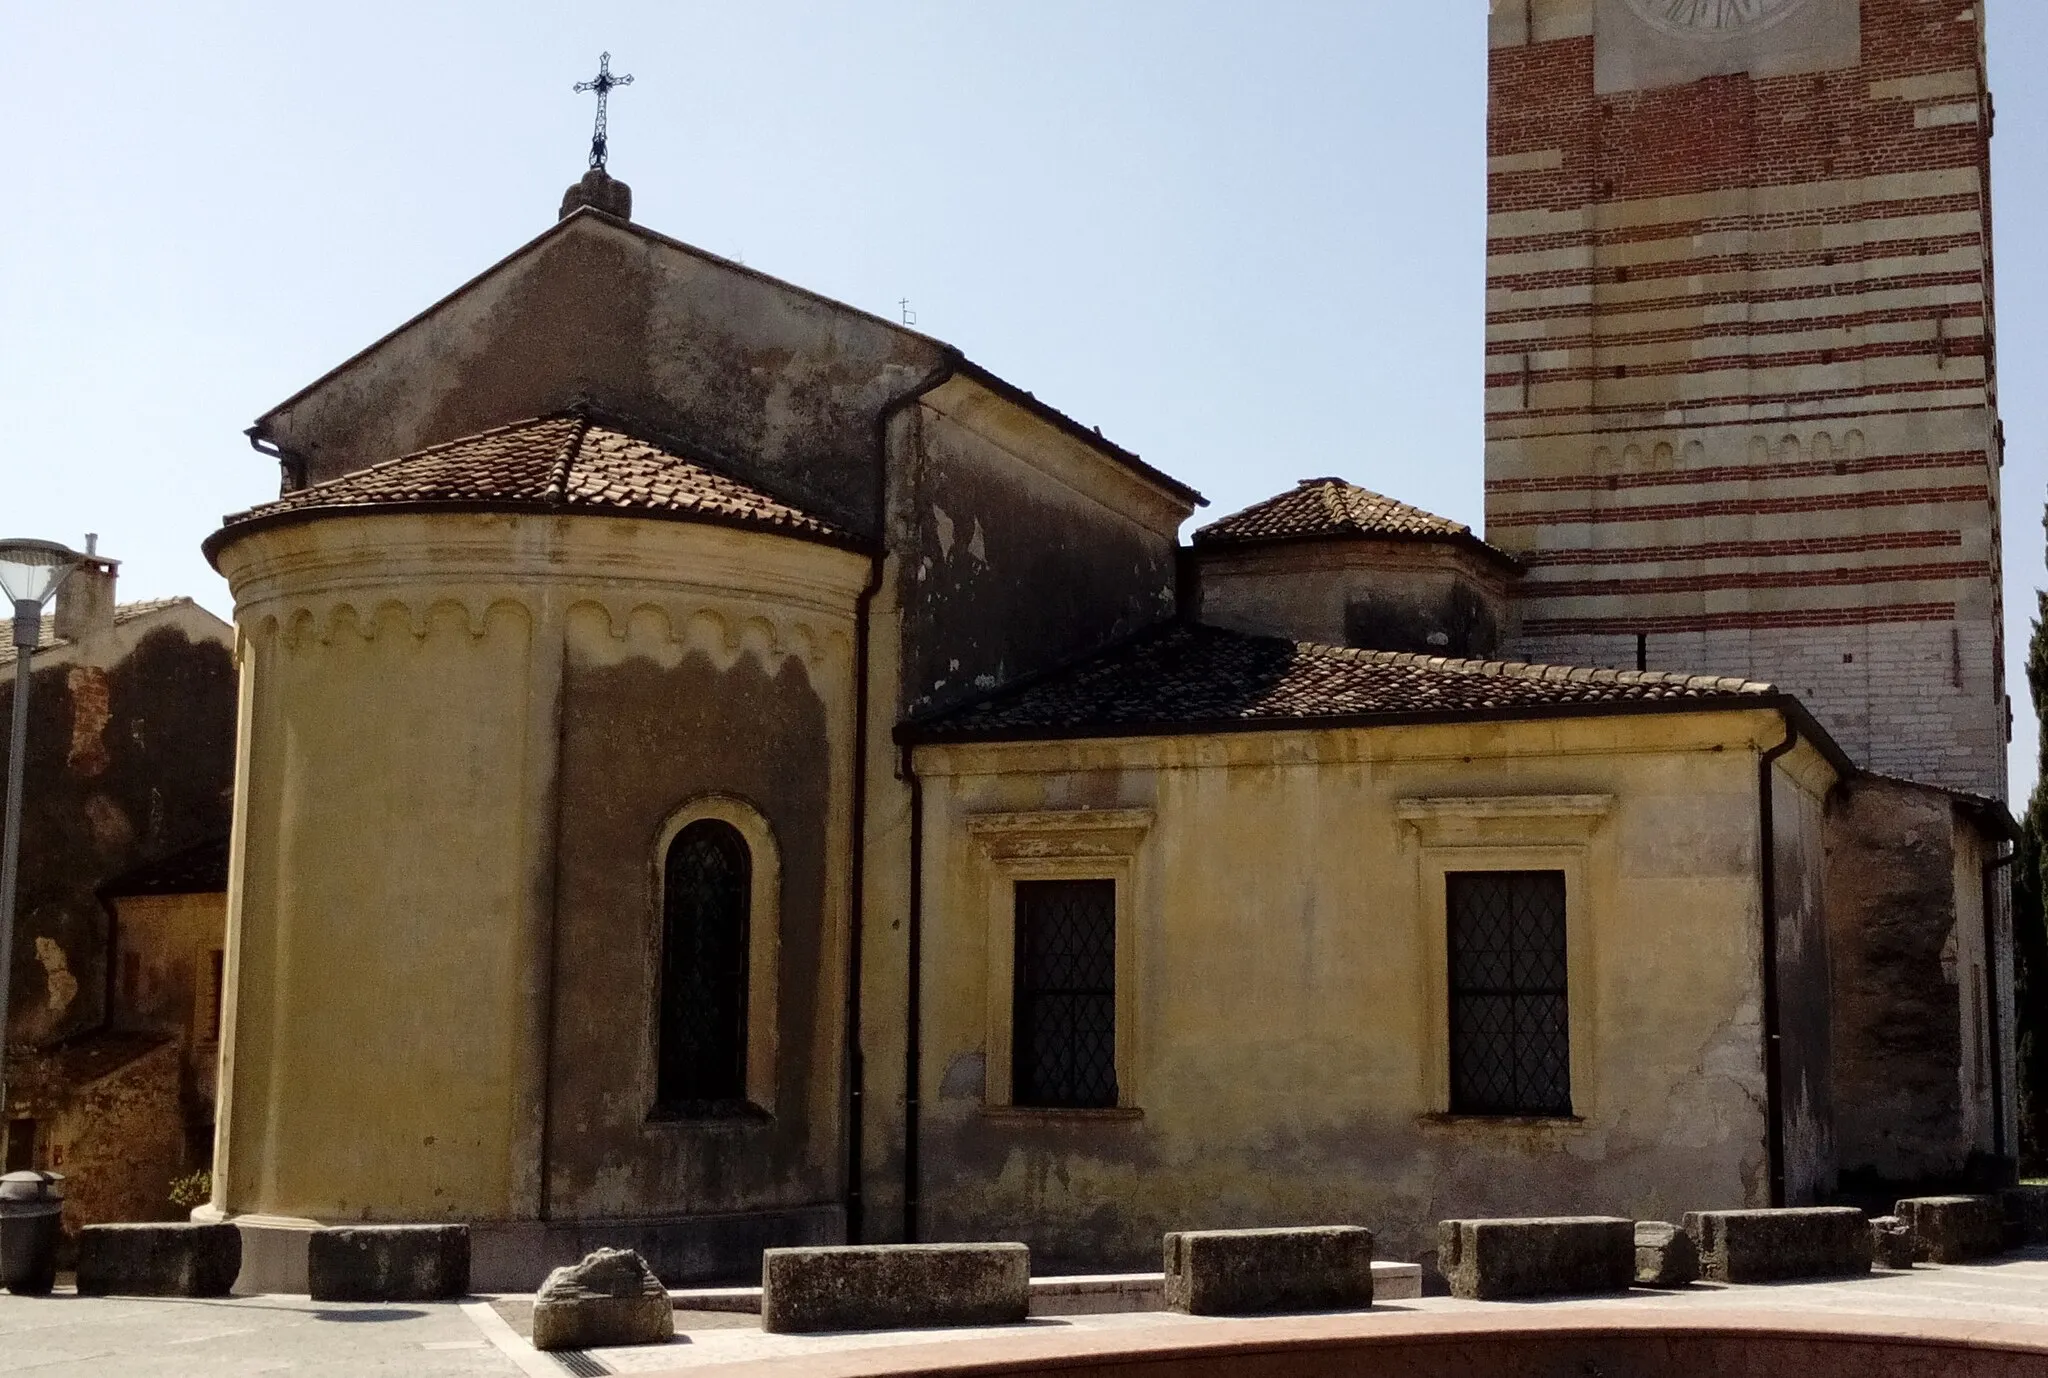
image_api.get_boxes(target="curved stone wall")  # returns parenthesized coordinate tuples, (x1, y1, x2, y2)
(204, 510, 869, 1230)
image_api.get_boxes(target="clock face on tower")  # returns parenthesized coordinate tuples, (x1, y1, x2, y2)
(1622, 0, 1812, 39)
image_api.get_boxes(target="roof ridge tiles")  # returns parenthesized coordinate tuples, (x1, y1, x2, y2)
(1192, 477, 1520, 570)
(545, 414, 590, 505)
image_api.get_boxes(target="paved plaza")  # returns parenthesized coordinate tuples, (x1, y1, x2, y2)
(6, 1252, 2048, 1376)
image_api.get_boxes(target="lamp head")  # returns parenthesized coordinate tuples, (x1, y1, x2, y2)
(0, 539, 85, 608)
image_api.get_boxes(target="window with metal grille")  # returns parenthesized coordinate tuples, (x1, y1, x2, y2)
(657, 820, 751, 1111)
(1013, 879, 1118, 1109)
(1447, 870, 1571, 1117)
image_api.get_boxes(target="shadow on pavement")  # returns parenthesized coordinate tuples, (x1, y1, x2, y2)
(308, 1307, 429, 1323)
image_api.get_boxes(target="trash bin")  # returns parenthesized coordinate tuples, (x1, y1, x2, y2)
(0, 1171, 65, 1295)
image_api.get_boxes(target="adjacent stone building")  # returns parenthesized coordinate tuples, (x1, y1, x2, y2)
(1, 560, 235, 1237)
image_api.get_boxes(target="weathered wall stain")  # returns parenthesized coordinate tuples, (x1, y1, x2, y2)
(264, 218, 947, 538)
(1826, 776, 1992, 1185)
(0, 627, 236, 1048)
(1195, 541, 1516, 660)
(902, 404, 1179, 718)
(550, 647, 840, 1217)
(1774, 762, 1838, 1204)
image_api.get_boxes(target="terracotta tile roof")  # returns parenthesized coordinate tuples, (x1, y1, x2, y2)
(101, 837, 231, 898)
(0, 597, 194, 670)
(1195, 478, 1482, 546)
(213, 414, 849, 546)
(910, 623, 1777, 741)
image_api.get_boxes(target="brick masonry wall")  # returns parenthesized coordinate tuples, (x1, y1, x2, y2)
(1487, 0, 2007, 796)
(1526, 620, 2001, 786)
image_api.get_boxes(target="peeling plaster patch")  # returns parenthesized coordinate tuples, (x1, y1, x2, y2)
(34, 937, 78, 1016)
(933, 506, 956, 558)
(940, 1052, 986, 1101)
(66, 666, 112, 776)
(967, 520, 987, 565)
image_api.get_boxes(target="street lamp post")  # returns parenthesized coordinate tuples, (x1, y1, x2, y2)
(0, 539, 85, 1148)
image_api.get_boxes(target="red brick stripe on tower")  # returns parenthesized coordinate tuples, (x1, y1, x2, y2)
(1485, 0, 2007, 794)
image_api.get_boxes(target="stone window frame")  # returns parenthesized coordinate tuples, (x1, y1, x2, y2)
(966, 809, 1151, 1118)
(1398, 795, 1613, 1126)
(648, 794, 782, 1121)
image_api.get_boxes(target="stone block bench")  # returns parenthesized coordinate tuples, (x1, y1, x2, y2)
(1896, 1196, 2006, 1264)
(2004, 1186, 2048, 1247)
(677, 1261, 1422, 1317)
(76, 1223, 241, 1298)
(308, 1224, 470, 1302)
(1684, 1208, 1870, 1283)
(1163, 1226, 1374, 1316)
(1438, 1217, 1634, 1300)
(760, 1243, 1029, 1334)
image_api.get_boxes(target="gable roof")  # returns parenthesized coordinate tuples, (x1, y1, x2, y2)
(1194, 478, 1517, 568)
(252, 208, 1202, 511)
(206, 413, 854, 560)
(904, 622, 1783, 744)
(0, 597, 196, 671)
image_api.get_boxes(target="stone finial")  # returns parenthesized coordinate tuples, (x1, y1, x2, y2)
(560, 168, 632, 221)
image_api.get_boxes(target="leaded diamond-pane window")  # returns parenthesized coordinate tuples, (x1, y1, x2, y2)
(1447, 870, 1571, 1117)
(657, 820, 751, 1110)
(1013, 879, 1118, 1109)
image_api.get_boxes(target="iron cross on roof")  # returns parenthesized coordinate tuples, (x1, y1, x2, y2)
(573, 52, 634, 171)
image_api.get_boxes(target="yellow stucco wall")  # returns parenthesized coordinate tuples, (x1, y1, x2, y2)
(111, 890, 230, 1096)
(911, 709, 1833, 1268)
(206, 511, 868, 1227)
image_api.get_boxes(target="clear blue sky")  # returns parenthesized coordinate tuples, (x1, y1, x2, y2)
(4, 2, 2044, 800)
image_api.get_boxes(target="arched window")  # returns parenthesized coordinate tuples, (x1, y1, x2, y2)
(658, 819, 752, 1109)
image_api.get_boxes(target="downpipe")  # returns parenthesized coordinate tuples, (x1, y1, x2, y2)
(1757, 721, 1798, 1209)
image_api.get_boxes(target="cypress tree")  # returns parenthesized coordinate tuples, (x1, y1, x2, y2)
(2016, 588, 2048, 1169)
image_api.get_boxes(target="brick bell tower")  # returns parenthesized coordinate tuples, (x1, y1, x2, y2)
(1484, 0, 2007, 796)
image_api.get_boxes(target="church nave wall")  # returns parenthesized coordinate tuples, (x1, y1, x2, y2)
(907, 711, 1834, 1271)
